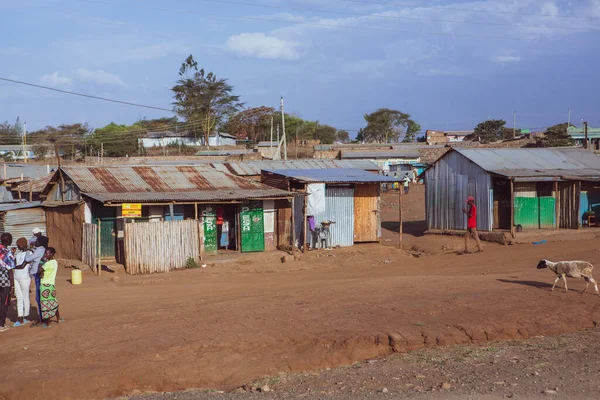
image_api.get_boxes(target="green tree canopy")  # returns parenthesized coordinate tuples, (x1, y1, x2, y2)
(336, 130, 350, 143)
(222, 106, 275, 142)
(172, 55, 243, 146)
(362, 108, 420, 143)
(0, 117, 23, 145)
(539, 123, 575, 147)
(28, 123, 92, 159)
(473, 119, 506, 143)
(88, 122, 142, 157)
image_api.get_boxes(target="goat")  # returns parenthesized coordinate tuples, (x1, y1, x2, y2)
(537, 259, 599, 295)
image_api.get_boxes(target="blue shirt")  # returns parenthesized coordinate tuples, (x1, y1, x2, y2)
(25, 246, 45, 276)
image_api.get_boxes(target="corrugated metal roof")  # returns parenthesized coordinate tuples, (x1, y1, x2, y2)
(0, 201, 42, 212)
(257, 141, 279, 147)
(56, 165, 294, 203)
(263, 168, 400, 183)
(340, 151, 422, 159)
(195, 150, 256, 156)
(0, 164, 53, 180)
(453, 148, 600, 178)
(210, 159, 379, 176)
(14, 173, 53, 193)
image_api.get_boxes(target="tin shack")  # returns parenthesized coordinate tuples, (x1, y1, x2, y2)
(261, 168, 398, 249)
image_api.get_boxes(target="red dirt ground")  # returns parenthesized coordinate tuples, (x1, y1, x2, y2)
(3, 186, 600, 400)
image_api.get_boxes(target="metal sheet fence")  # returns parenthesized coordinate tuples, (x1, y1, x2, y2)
(125, 220, 203, 275)
(82, 223, 98, 272)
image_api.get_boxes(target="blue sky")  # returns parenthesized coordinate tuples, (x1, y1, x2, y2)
(1, 0, 600, 135)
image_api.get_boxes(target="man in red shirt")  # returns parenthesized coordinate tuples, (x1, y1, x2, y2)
(462, 196, 483, 253)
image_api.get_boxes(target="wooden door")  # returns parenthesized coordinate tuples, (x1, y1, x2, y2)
(276, 199, 291, 250)
(354, 184, 379, 242)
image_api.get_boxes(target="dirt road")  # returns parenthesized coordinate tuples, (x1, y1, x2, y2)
(3, 187, 600, 399)
(133, 329, 600, 400)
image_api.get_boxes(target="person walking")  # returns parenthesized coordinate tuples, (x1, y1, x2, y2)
(39, 247, 63, 328)
(13, 238, 32, 327)
(462, 196, 483, 253)
(402, 173, 410, 195)
(0, 233, 16, 332)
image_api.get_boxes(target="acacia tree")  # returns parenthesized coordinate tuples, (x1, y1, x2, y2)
(172, 55, 243, 147)
(362, 108, 420, 143)
(336, 130, 350, 143)
(28, 123, 92, 159)
(222, 106, 275, 142)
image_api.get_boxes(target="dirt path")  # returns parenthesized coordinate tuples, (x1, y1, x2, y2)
(3, 237, 600, 400)
(131, 328, 600, 400)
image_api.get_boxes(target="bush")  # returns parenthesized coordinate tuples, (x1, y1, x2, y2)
(185, 257, 200, 269)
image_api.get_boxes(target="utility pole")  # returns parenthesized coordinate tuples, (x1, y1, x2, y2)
(280, 97, 287, 161)
(101, 142, 104, 164)
(22, 121, 27, 163)
(270, 116, 273, 154)
(584, 121, 589, 150)
(568, 108, 571, 128)
(513, 111, 516, 139)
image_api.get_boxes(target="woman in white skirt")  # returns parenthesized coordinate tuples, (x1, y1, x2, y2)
(13, 238, 32, 327)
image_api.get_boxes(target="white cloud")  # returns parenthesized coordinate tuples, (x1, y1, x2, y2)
(225, 33, 300, 60)
(494, 55, 521, 63)
(40, 72, 72, 87)
(75, 69, 125, 86)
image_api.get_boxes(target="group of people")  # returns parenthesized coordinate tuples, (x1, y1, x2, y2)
(0, 228, 62, 332)
(382, 172, 413, 194)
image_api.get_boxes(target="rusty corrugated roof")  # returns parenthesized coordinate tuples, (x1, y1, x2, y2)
(57, 165, 294, 203)
(14, 173, 53, 193)
(210, 159, 379, 176)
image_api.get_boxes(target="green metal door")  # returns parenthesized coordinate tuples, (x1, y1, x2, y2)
(241, 201, 265, 253)
(97, 218, 116, 258)
(514, 197, 539, 229)
(539, 197, 556, 228)
(202, 205, 218, 255)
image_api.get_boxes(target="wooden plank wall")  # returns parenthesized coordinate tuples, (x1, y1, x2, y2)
(124, 220, 203, 275)
(81, 223, 98, 272)
(354, 183, 379, 242)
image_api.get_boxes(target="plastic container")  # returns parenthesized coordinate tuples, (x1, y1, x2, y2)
(71, 269, 82, 285)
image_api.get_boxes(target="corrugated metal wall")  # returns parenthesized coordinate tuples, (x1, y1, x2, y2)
(296, 186, 355, 248)
(2, 208, 46, 241)
(425, 151, 492, 231)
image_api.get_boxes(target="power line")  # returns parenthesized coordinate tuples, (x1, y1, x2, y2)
(0, 77, 173, 112)
(185, 0, 600, 33)
(74, 0, 540, 41)
(338, 0, 600, 21)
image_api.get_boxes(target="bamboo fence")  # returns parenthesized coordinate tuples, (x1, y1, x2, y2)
(82, 223, 98, 273)
(124, 220, 203, 275)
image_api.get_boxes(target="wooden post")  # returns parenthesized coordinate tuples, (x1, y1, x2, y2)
(399, 182, 403, 249)
(302, 193, 308, 253)
(577, 181, 582, 229)
(291, 197, 297, 257)
(194, 202, 198, 220)
(97, 219, 102, 276)
(55, 145, 65, 202)
(554, 181, 559, 230)
(29, 181, 33, 202)
(510, 179, 515, 237)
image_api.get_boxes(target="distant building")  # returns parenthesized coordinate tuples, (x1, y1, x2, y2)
(425, 130, 447, 145)
(0, 145, 35, 160)
(139, 131, 237, 148)
(257, 141, 281, 159)
(568, 125, 600, 150)
(444, 131, 473, 142)
(339, 150, 421, 172)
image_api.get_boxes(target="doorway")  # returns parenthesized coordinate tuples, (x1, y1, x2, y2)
(216, 204, 238, 251)
(492, 178, 511, 230)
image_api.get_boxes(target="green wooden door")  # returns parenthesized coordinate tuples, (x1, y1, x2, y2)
(202, 205, 218, 255)
(539, 197, 556, 229)
(514, 197, 539, 229)
(241, 201, 265, 253)
(97, 218, 116, 258)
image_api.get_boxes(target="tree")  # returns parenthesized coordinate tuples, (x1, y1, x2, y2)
(28, 123, 92, 159)
(136, 117, 178, 131)
(473, 119, 506, 143)
(402, 121, 421, 143)
(88, 122, 143, 157)
(0, 118, 23, 145)
(362, 108, 420, 143)
(172, 55, 243, 147)
(540, 123, 574, 147)
(355, 128, 365, 143)
(313, 124, 337, 144)
(336, 130, 350, 143)
(222, 106, 275, 142)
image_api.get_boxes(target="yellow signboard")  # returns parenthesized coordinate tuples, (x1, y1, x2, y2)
(122, 203, 142, 218)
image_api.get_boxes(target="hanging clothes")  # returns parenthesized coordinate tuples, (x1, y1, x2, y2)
(307, 183, 326, 215)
